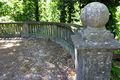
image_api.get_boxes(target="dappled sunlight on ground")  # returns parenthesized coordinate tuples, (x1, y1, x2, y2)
(0, 39, 22, 49)
(0, 38, 75, 80)
(0, 43, 20, 49)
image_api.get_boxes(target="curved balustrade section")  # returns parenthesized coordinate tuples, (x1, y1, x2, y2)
(0, 22, 79, 59)
(0, 22, 23, 38)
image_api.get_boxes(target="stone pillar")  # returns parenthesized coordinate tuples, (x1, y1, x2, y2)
(22, 23, 29, 38)
(71, 2, 120, 80)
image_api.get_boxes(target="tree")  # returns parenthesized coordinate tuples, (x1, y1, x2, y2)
(34, 0, 39, 21)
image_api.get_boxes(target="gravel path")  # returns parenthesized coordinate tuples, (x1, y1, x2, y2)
(0, 38, 75, 80)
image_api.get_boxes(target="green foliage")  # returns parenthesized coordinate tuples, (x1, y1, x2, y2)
(111, 64, 120, 80)
(114, 6, 120, 39)
(0, 0, 12, 16)
(16, 0, 35, 21)
(0, 0, 24, 21)
(106, 3, 120, 40)
(0, 0, 13, 21)
(57, 0, 81, 24)
(114, 50, 120, 55)
(49, 2, 60, 21)
(39, 0, 60, 22)
(0, 16, 13, 22)
(58, 0, 67, 22)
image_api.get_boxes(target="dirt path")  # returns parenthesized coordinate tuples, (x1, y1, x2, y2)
(0, 38, 75, 80)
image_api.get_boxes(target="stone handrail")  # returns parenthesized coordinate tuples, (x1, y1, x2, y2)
(0, 22, 81, 59)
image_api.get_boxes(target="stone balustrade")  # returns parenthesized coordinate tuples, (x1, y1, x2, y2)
(0, 22, 79, 59)
(0, 2, 120, 80)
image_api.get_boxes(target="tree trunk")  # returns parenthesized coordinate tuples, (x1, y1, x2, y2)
(35, 0, 39, 21)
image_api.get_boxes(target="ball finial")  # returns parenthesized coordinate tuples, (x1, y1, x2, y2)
(80, 2, 110, 28)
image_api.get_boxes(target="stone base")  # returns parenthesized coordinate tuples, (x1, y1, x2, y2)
(75, 49, 113, 80)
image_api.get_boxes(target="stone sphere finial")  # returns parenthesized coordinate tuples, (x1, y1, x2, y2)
(80, 2, 110, 28)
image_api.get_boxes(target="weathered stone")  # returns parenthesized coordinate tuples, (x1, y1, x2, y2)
(72, 2, 120, 80)
(22, 23, 29, 38)
(80, 2, 110, 28)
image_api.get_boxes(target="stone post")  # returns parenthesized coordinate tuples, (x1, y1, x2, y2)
(71, 2, 120, 80)
(22, 23, 29, 38)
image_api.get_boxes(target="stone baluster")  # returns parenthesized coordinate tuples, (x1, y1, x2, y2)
(71, 2, 120, 80)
